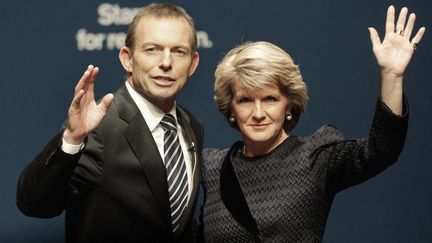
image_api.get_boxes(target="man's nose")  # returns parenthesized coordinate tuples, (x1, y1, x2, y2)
(160, 49, 172, 71)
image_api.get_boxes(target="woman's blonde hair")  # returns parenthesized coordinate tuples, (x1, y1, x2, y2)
(214, 41, 308, 131)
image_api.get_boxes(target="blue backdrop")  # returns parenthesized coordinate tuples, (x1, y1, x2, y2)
(1, 0, 431, 242)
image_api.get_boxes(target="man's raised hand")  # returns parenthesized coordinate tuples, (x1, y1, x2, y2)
(63, 65, 114, 144)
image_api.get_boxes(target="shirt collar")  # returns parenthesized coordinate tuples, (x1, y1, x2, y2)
(125, 81, 177, 132)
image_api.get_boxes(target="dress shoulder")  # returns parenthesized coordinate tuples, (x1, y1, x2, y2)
(300, 124, 345, 155)
(202, 148, 229, 171)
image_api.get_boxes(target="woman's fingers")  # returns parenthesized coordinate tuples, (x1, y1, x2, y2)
(395, 7, 408, 36)
(368, 27, 381, 50)
(411, 27, 426, 50)
(385, 5, 395, 34)
(403, 13, 416, 39)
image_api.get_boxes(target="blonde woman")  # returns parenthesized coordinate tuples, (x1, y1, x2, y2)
(200, 6, 425, 242)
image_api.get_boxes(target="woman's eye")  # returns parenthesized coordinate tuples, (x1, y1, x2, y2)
(239, 97, 252, 103)
(264, 96, 277, 102)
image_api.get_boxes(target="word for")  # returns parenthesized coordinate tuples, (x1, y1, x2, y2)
(76, 29, 125, 51)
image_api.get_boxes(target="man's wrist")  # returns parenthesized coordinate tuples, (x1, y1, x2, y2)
(63, 128, 86, 145)
(61, 138, 84, 155)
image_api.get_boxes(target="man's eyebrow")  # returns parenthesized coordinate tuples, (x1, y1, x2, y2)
(138, 42, 191, 50)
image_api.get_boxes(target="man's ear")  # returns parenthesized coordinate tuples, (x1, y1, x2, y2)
(119, 47, 133, 73)
(188, 51, 200, 76)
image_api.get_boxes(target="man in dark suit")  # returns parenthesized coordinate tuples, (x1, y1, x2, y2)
(16, 3, 203, 242)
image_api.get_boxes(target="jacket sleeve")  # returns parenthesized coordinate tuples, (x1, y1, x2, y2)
(320, 97, 409, 193)
(16, 122, 107, 218)
(16, 130, 82, 218)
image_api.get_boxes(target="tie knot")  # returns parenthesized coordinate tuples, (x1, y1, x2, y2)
(160, 114, 177, 131)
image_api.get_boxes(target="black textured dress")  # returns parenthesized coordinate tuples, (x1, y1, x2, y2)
(201, 99, 408, 242)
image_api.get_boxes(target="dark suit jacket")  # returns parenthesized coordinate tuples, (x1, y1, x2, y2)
(17, 83, 204, 243)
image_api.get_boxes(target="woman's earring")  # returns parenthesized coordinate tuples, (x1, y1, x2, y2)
(229, 116, 235, 123)
(286, 112, 292, 121)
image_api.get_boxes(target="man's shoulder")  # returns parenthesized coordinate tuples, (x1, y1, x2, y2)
(177, 104, 202, 127)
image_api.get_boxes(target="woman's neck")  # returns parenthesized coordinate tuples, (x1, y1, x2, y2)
(243, 132, 289, 157)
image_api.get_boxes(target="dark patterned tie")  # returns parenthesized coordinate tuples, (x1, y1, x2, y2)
(160, 113, 189, 232)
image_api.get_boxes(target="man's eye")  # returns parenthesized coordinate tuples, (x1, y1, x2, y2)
(173, 49, 188, 56)
(145, 47, 158, 53)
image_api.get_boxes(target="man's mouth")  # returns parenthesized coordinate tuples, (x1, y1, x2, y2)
(152, 75, 175, 86)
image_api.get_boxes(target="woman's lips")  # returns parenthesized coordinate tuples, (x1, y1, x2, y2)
(250, 123, 269, 130)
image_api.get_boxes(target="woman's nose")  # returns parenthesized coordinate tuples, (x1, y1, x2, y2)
(252, 102, 265, 120)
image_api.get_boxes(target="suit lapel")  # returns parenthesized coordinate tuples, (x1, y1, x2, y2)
(176, 106, 201, 228)
(115, 84, 172, 230)
(114, 84, 201, 235)
(177, 106, 199, 188)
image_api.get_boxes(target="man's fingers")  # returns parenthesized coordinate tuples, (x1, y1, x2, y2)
(98, 93, 114, 113)
(87, 66, 99, 94)
(71, 89, 85, 109)
(75, 65, 96, 94)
